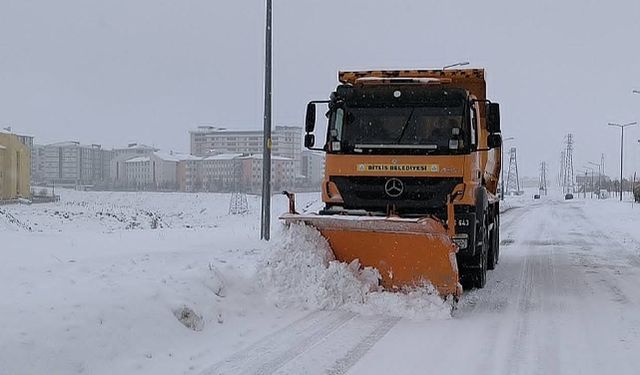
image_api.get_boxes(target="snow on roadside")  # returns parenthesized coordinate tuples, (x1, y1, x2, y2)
(258, 224, 380, 309)
(1, 190, 455, 374)
(259, 224, 453, 320)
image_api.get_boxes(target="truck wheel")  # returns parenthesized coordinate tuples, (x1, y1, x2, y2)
(472, 220, 489, 289)
(488, 212, 499, 270)
(494, 213, 500, 264)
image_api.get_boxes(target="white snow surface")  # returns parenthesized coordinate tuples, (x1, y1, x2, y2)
(3, 188, 640, 374)
(0, 189, 448, 375)
(258, 224, 451, 319)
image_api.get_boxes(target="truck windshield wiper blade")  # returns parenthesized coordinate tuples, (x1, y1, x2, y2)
(395, 107, 416, 143)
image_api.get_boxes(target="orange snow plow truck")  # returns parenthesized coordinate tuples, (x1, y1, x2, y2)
(281, 68, 502, 297)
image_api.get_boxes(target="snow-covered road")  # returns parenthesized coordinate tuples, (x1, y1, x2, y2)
(207, 198, 640, 375)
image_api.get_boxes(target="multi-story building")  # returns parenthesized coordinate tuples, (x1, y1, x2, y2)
(189, 125, 303, 172)
(176, 152, 294, 194)
(42, 141, 112, 186)
(177, 153, 243, 192)
(239, 154, 295, 194)
(1, 129, 38, 185)
(31, 144, 47, 184)
(120, 151, 195, 190)
(0, 130, 31, 199)
(113, 143, 158, 158)
(110, 143, 159, 187)
(301, 150, 325, 187)
(124, 156, 152, 188)
(177, 158, 201, 192)
(15, 133, 34, 155)
(201, 153, 245, 192)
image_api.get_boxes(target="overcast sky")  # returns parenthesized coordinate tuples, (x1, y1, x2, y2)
(1, 0, 640, 178)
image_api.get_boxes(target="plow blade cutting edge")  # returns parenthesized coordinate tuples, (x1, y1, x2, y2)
(280, 213, 462, 297)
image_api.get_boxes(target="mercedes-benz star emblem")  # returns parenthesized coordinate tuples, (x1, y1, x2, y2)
(384, 178, 404, 198)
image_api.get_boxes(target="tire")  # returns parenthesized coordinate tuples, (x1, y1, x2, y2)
(494, 213, 500, 264)
(487, 212, 499, 270)
(461, 274, 474, 291)
(472, 217, 489, 289)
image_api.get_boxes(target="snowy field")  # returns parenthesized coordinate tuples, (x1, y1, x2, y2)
(2, 189, 640, 374)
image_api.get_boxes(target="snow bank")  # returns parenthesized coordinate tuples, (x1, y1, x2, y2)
(258, 224, 379, 308)
(259, 224, 453, 320)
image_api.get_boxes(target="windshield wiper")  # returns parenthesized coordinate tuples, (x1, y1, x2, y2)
(395, 107, 415, 143)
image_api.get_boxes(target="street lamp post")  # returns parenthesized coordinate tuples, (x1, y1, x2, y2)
(583, 166, 595, 198)
(608, 122, 638, 201)
(260, 0, 273, 240)
(588, 161, 601, 198)
(500, 137, 515, 201)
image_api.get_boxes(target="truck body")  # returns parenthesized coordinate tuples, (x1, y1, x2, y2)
(282, 68, 502, 296)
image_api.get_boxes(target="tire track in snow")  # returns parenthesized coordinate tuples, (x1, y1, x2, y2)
(323, 317, 399, 375)
(455, 204, 530, 316)
(200, 310, 356, 375)
(272, 315, 399, 375)
(454, 202, 533, 375)
(500, 207, 547, 375)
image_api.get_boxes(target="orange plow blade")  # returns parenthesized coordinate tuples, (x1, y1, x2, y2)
(281, 214, 462, 297)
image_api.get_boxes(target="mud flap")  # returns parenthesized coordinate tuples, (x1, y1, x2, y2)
(281, 214, 462, 297)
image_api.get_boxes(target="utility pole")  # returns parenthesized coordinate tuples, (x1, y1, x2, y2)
(505, 147, 521, 195)
(558, 150, 565, 189)
(560, 134, 575, 194)
(260, 0, 273, 240)
(500, 137, 514, 200)
(588, 161, 601, 198)
(608, 122, 637, 201)
(229, 160, 249, 215)
(584, 166, 595, 198)
(600, 153, 605, 197)
(591, 169, 594, 198)
(539, 161, 548, 195)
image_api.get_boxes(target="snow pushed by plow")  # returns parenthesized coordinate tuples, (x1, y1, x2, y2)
(260, 224, 453, 320)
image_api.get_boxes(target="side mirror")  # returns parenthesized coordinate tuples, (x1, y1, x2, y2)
(304, 134, 315, 148)
(305, 103, 316, 133)
(487, 133, 502, 149)
(486, 102, 500, 133)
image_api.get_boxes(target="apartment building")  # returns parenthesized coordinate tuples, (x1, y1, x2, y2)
(110, 143, 159, 186)
(113, 143, 158, 158)
(177, 152, 294, 194)
(301, 150, 325, 187)
(0, 131, 31, 199)
(121, 151, 196, 190)
(31, 144, 46, 184)
(178, 153, 242, 192)
(239, 154, 295, 194)
(189, 125, 303, 171)
(42, 141, 112, 186)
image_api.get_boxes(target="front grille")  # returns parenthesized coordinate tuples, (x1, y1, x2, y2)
(331, 176, 463, 214)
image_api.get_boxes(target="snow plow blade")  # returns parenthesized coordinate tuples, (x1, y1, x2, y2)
(280, 213, 462, 297)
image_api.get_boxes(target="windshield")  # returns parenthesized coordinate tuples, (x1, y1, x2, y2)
(330, 106, 467, 154)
